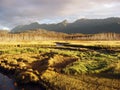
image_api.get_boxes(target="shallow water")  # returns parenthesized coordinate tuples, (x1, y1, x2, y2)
(0, 73, 45, 90)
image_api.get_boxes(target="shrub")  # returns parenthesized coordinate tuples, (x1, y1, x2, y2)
(63, 61, 87, 75)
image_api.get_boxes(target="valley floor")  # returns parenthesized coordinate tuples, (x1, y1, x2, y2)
(0, 40, 120, 90)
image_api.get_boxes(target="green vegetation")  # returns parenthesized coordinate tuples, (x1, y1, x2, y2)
(0, 41, 119, 90)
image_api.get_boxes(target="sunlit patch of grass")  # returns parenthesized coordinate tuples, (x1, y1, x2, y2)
(63, 58, 120, 75)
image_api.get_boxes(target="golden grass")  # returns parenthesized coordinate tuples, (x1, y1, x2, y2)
(41, 70, 120, 90)
(0, 40, 119, 89)
(0, 40, 119, 46)
(66, 40, 120, 47)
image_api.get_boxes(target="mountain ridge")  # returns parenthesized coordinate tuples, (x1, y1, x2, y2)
(11, 17, 120, 34)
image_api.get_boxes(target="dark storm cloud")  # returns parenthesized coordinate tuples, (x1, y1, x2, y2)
(0, 0, 120, 29)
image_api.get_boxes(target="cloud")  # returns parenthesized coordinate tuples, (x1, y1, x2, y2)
(0, 0, 120, 29)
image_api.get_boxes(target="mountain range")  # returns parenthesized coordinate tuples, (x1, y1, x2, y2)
(11, 17, 120, 34)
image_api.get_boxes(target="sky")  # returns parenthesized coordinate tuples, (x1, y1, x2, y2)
(0, 0, 120, 30)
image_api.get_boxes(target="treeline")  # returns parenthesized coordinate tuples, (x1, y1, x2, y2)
(65, 33, 120, 40)
(0, 29, 120, 41)
(0, 29, 67, 41)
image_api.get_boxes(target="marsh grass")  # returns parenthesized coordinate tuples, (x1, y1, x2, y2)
(0, 41, 119, 89)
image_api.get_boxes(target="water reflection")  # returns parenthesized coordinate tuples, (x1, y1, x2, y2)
(0, 73, 15, 90)
(0, 73, 44, 90)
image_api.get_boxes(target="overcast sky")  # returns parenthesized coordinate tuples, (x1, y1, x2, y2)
(0, 0, 120, 30)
